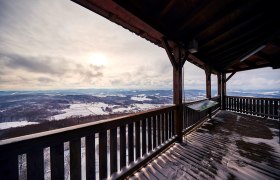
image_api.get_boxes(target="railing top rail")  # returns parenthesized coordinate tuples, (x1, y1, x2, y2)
(226, 96, 280, 101)
(0, 105, 176, 154)
(183, 96, 220, 105)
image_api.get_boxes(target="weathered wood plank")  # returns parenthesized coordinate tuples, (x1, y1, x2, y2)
(152, 116, 157, 149)
(265, 100, 269, 117)
(27, 148, 44, 180)
(135, 121, 141, 160)
(110, 128, 117, 175)
(70, 138, 81, 180)
(0, 156, 19, 180)
(142, 119, 147, 156)
(147, 117, 152, 152)
(165, 112, 169, 140)
(99, 131, 107, 179)
(273, 100, 278, 119)
(86, 133, 95, 180)
(128, 123, 134, 163)
(161, 114, 165, 143)
(120, 125, 126, 169)
(157, 115, 161, 145)
(50, 143, 64, 180)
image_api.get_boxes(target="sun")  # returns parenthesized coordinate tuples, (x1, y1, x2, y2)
(88, 53, 108, 66)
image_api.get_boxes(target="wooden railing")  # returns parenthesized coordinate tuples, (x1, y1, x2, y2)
(226, 96, 280, 119)
(183, 96, 220, 133)
(0, 106, 177, 180)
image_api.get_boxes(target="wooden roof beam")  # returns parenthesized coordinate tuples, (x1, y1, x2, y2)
(194, 1, 261, 40)
(162, 37, 178, 69)
(159, 0, 177, 17)
(200, 13, 265, 53)
(226, 72, 236, 82)
(225, 63, 271, 73)
(256, 52, 280, 69)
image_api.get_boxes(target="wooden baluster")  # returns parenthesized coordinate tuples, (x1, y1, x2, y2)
(231, 98, 233, 110)
(147, 117, 152, 152)
(239, 98, 243, 113)
(269, 100, 274, 118)
(128, 123, 134, 164)
(251, 99, 254, 115)
(246, 98, 248, 114)
(51, 143, 64, 180)
(110, 129, 117, 175)
(0, 155, 19, 180)
(135, 121, 141, 160)
(120, 125, 126, 168)
(253, 99, 256, 115)
(243, 98, 245, 113)
(231, 97, 234, 111)
(168, 111, 172, 138)
(99, 131, 107, 179)
(261, 99, 264, 117)
(27, 148, 44, 180)
(152, 116, 157, 149)
(274, 100, 278, 119)
(165, 112, 168, 141)
(237, 98, 240, 112)
(142, 119, 147, 156)
(161, 113, 165, 142)
(186, 108, 189, 128)
(157, 114, 161, 146)
(86, 134, 95, 180)
(265, 100, 269, 118)
(234, 97, 237, 111)
(171, 111, 175, 137)
(256, 99, 259, 116)
(70, 138, 81, 180)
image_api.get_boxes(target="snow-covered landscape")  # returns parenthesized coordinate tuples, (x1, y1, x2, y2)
(0, 89, 279, 131)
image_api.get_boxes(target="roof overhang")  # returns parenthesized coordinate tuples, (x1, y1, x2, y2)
(73, 0, 280, 74)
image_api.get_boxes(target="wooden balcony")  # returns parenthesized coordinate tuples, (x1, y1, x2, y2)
(0, 96, 278, 180)
(130, 110, 280, 179)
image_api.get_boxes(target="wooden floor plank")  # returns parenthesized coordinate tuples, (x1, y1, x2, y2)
(130, 111, 280, 180)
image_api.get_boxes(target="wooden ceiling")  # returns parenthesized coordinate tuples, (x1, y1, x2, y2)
(73, 0, 280, 73)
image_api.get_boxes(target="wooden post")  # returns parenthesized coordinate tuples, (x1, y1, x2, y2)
(217, 73, 222, 107)
(173, 63, 183, 142)
(205, 66, 211, 119)
(163, 38, 183, 142)
(221, 73, 227, 110)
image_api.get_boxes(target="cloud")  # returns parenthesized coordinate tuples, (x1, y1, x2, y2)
(0, 52, 63, 75)
(0, 0, 279, 90)
(37, 77, 55, 83)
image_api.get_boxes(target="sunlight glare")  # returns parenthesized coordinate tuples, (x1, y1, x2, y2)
(88, 53, 108, 66)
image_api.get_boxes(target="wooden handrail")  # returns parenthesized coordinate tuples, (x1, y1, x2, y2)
(0, 105, 177, 180)
(227, 95, 280, 101)
(225, 96, 279, 120)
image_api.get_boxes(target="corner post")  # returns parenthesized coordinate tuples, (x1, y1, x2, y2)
(221, 73, 227, 110)
(162, 38, 184, 142)
(217, 73, 222, 107)
(205, 66, 211, 118)
(173, 48, 183, 142)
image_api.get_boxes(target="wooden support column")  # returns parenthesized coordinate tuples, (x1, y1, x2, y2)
(205, 66, 211, 99)
(217, 73, 222, 107)
(163, 38, 183, 142)
(221, 73, 227, 110)
(173, 63, 183, 142)
(205, 66, 211, 119)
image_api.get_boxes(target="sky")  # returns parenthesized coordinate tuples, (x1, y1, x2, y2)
(0, 0, 279, 91)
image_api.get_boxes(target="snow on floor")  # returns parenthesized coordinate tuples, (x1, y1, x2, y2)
(243, 135, 280, 154)
(0, 121, 39, 130)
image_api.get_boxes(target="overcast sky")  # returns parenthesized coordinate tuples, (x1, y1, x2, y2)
(0, 0, 279, 91)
